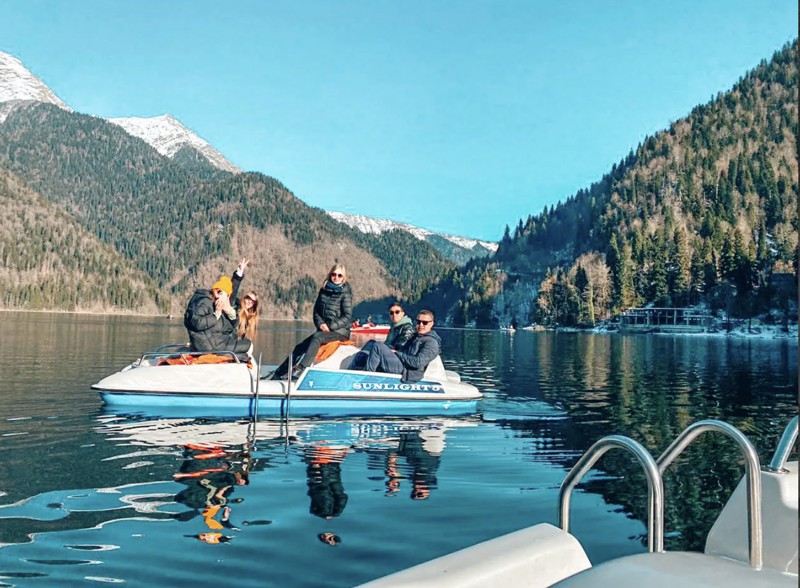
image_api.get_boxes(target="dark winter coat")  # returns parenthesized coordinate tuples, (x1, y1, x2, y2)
(184, 270, 249, 353)
(385, 315, 415, 350)
(395, 329, 442, 382)
(313, 281, 353, 337)
(184, 290, 249, 354)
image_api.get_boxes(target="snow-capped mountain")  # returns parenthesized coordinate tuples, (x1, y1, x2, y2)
(108, 115, 241, 174)
(327, 211, 497, 264)
(0, 51, 72, 119)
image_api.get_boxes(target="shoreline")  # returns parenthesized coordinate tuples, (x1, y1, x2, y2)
(0, 307, 311, 322)
(2, 308, 797, 340)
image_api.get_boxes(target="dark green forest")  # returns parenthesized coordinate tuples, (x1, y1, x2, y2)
(0, 168, 162, 311)
(0, 102, 452, 315)
(419, 40, 798, 328)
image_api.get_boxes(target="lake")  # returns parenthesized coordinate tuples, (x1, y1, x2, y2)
(0, 312, 796, 587)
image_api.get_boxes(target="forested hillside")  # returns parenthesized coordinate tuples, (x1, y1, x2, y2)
(421, 40, 798, 327)
(0, 168, 162, 312)
(0, 101, 452, 315)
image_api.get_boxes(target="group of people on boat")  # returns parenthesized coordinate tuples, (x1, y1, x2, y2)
(182, 260, 441, 382)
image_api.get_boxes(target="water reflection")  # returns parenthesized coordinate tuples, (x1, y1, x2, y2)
(305, 446, 349, 519)
(173, 443, 251, 544)
(0, 314, 796, 586)
(92, 413, 478, 542)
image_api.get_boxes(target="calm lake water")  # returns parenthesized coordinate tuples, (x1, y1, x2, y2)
(0, 312, 796, 587)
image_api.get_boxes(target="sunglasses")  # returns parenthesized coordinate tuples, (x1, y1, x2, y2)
(416, 319, 432, 325)
(244, 296, 256, 303)
(389, 310, 403, 315)
(330, 273, 344, 278)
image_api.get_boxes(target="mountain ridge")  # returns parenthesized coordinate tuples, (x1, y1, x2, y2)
(108, 114, 241, 174)
(326, 211, 497, 264)
(0, 101, 453, 316)
(419, 39, 798, 328)
(0, 51, 71, 111)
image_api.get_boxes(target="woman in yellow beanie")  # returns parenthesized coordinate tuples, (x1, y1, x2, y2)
(183, 259, 254, 355)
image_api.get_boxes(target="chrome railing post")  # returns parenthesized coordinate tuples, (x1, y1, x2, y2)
(657, 420, 762, 570)
(559, 435, 664, 553)
(767, 416, 798, 473)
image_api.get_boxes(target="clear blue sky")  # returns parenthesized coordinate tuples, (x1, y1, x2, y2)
(0, 1, 797, 241)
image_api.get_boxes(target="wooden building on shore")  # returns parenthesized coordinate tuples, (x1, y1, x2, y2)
(619, 307, 713, 333)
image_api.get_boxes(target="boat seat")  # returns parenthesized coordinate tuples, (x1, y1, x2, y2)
(313, 345, 362, 370)
(554, 551, 796, 588)
(421, 356, 448, 380)
(313, 346, 450, 383)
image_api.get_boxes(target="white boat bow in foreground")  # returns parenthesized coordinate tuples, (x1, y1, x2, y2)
(360, 416, 798, 588)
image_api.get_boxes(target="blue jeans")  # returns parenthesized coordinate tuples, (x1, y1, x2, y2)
(365, 341, 404, 375)
(347, 340, 376, 370)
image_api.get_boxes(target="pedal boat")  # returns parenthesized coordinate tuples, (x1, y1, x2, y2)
(350, 323, 391, 336)
(92, 343, 482, 417)
(360, 417, 798, 588)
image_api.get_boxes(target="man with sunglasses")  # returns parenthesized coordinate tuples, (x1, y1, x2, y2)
(384, 302, 415, 350)
(347, 302, 415, 369)
(361, 310, 441, 382)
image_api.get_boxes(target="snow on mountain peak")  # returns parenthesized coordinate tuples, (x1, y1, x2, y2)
(0, 51, 72, 111)
(108, 114, 241, 174)
(327, 211, 498, 256)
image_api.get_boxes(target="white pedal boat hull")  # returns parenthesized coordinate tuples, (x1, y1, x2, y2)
(92, 344, 482, 417)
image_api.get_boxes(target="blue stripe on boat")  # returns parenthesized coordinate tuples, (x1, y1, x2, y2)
(296, 370, 444, 393)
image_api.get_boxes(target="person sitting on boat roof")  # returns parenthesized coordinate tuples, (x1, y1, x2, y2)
(183, 259, 253, 355)
(348, 301, 415, 370)
(272, 263, 353, 380)
(357, 310, 441, 382)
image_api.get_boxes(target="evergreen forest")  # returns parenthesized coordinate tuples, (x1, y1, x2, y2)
(419, 40, 798, 328)
(0, 102, 453, 317)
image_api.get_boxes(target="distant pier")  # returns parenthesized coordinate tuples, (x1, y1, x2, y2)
(619, 307, 713, 333)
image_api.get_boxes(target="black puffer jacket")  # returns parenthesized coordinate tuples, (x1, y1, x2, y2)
(184, 289, 244, 352)
(395, 330, 442, 382)
(313, 281, 353, 337)
(385, 315, 415, 350)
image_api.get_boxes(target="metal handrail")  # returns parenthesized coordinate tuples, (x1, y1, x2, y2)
(141, 347, 242, 364)
(559, 435, 664, 553)
(253, 352, 262, 423)
(767, 415, 798, 472)
(657, 420, 762, 570)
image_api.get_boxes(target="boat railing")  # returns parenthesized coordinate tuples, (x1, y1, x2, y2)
(767, 415, 798, 473)
(559, 435, 664, 553)
(656, 419, 763, 570)
(138, 343, 243, 365)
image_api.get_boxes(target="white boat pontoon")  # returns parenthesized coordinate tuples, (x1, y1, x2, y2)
(92, 343, 482, 417)
(360, 416, 798, 588)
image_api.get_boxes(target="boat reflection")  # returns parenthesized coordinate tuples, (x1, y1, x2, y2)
(90, 411, 479, 544)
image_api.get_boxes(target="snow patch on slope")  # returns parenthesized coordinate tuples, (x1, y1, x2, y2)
(327, 211, 498, 253)
(108, 114, 241, 174)
(0, 51, 72, 114)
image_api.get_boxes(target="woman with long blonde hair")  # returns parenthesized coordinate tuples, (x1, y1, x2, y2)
(237, 290, 259, 341)
(272, 263, 353, 380)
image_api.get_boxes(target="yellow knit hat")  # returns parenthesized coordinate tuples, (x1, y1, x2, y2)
(212, 275, 233, 297)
